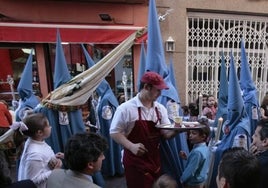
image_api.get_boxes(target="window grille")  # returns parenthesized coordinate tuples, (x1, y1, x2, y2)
(187, 12, 268, 104)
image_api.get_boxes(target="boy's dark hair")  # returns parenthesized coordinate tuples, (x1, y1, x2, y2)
(14, 113, 48, 151)
(197, 125, 210, 140)
(188, 102, 199, 116)
(218, 147, 260, 188)
(64, 132, 108, 171)
(181, 105, 189, 114)
(22, 113, 48, 137)
(197, 118, 211, 139)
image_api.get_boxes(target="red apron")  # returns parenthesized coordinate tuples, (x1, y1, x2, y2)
(123, 107, 162, 188)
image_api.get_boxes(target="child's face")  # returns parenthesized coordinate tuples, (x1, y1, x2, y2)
(202, 98, 207, 107)
(188, 130, 206, 145)
(207, 96, 215, 106)
(42, 120, 52, 139)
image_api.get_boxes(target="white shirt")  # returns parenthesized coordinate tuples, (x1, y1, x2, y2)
(110, 93, 170, 136)
(18, 138, 56, 188)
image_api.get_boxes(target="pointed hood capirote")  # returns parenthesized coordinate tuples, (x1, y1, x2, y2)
(227, 52, 250, 134)
(54, 30, 71, 89)
(160, 56, 180, 104)
(145, 0, 168, 77)
(34, 30, 85, 155)
(210, 52, 252, 188)
(239, 39, 259, 105)
(17, 49, 34, 99)
(16, 49, 40, 121)
(240, 39, 257, 94)
(239, 39, 259, 136)
(214, 52, 228, 126)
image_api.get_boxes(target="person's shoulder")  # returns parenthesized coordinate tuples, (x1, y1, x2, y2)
(47, 169, 66, 186)
(193, 142, 208, 150)
(154, 101, 165, 108)
(117, 96, 138, 109)
(50, 168, 65, 176)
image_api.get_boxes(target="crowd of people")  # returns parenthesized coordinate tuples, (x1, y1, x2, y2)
(181, 94, 218, 123)
(1, 71, 268, 188)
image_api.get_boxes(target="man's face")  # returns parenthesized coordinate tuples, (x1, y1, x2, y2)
(93, 153, 105, 172)
(216, 163, 227, 188)
(252, 126, 264, 151)
(147, 85, 161, 101)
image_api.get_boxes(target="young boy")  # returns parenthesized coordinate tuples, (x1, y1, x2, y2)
(179, 123, 210, 188)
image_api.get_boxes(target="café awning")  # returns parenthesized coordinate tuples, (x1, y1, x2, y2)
(0, 22, 144, 44)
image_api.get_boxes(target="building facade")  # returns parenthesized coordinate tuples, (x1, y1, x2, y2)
(161, 0, 268, 105)
(0, 0, 268, 106)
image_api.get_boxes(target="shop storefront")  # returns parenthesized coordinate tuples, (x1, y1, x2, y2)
(0, 0, 148, 104)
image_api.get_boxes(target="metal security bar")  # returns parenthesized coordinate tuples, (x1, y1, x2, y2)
(186, 12, 268, 104)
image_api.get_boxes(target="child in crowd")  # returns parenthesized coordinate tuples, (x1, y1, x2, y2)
(181, 105, 190, 121)
(179, 122, 210, 188)
(17, 113, 64, 188)
(202, 95, 217, 120)
(195, 94, 208, 112)
(188, 103, 199, 121)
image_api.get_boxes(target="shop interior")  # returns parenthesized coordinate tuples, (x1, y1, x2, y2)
(0, 43, 134, 105)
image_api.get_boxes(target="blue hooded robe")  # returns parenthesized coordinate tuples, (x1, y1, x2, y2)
(209, 52, 251, 188)
(240, 39, 259, 137)
(35, 31, 85, 153)
(15, 50, 40, 121)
